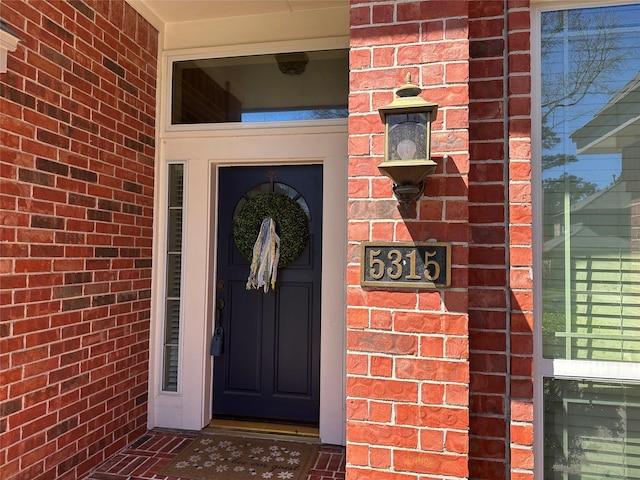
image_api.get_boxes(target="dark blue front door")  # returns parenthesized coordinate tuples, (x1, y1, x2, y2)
(213, 165, 322, 424)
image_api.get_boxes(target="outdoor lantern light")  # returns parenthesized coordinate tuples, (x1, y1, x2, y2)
(378, 73, 438, 205)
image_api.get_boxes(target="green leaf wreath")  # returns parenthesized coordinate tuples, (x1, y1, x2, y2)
(233, 192, 309, 268)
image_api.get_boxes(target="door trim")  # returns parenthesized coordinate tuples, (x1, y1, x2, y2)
(151, 127, 347, 445)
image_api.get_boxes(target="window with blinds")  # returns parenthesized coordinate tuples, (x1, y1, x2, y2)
(163, 164, 184, 392)
(539, 3, 640, 478)
(544, 379, 640, 479)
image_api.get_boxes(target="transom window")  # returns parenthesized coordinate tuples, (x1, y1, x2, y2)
(537, 3, 640, 478)
(171, 49, 348, 125)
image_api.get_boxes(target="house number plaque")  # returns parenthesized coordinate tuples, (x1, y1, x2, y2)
(360, 242, 451, 289)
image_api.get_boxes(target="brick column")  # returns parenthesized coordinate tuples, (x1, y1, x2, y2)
(347, 1, 470, 478)
(468, 1, 533, 479)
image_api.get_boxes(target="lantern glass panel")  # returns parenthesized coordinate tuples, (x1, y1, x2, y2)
(387, 113, 428, 161)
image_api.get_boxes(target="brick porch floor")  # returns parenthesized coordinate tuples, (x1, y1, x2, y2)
(81, 430, 345, 480)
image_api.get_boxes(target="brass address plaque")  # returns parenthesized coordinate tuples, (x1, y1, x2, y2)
(360, 242, 451, 289)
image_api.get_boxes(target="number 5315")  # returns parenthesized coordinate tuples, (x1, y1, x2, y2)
(360, 242, 451, 288)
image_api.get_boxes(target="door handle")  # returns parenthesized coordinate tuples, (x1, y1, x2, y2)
(211, 297, 226, 356)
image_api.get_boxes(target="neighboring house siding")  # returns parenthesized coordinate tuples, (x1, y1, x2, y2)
(347, 1, 533, 479)
(0, 1, 158, 479)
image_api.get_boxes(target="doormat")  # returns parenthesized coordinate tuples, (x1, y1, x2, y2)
(158, 433, 319, 480)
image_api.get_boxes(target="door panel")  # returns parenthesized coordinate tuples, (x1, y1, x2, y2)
(226, 280, 262, 392)
(213, 165, 322, 424)
(275, 283, 312, 395)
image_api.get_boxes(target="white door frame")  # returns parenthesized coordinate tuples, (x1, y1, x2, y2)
(149, 125, 347, 445)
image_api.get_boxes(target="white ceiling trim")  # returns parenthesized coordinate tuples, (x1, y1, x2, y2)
(134, 0, 348, 25)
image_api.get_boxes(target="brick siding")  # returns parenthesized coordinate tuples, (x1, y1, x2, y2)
(0, 0, 537, 479)
(468, 2, 533, 479)
(347, 1, 533, 479)
(348, 1, 471, 479)
(0, 1, 158, 479)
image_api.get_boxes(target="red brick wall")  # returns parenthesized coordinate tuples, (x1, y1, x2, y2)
(0, 1, 158, 479)
(468, 1, 533, 479)
(348, 1, 471, 479)
(347, 1, 533, 479)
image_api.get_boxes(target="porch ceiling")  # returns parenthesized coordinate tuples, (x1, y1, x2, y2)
(139, 0, 348, 24)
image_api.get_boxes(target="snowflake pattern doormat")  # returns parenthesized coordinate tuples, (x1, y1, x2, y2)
(158, 434, 319, 480)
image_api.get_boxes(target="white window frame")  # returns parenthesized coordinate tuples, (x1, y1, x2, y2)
(531, 1, 640, 477)
(161, 38, 350, 135)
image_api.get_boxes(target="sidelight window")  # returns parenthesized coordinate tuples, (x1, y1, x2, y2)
(162, 163, 185, 392)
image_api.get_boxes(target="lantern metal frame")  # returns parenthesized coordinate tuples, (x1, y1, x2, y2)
(378, 75, 438, 205)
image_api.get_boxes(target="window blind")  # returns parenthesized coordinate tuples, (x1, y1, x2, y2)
(162, 164, 184, 392)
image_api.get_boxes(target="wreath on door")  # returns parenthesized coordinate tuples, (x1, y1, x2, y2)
(233, 192, 309, 268)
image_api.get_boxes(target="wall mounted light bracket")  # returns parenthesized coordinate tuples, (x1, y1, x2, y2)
(378, 74, 438, 206)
